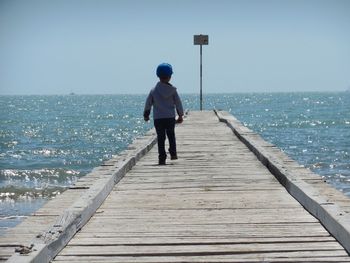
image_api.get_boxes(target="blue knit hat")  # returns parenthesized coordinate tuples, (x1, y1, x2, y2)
(156, 63, 173, 78)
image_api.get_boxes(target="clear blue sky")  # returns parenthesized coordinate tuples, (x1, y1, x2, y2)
(1, 0, 349, 95)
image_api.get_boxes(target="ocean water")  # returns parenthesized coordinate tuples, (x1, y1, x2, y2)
(1, 92, 349, 232)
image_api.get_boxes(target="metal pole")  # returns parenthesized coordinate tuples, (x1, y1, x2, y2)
(194, 34, 208, 110)
(200, 44, 203, 111)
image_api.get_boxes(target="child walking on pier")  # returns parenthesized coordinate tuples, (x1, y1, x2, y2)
(144, 63, 184, 165)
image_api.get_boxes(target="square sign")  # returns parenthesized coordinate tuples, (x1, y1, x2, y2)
(194, 35, 209, 45)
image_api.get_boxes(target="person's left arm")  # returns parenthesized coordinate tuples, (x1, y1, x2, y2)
(174, 91, 184, 123)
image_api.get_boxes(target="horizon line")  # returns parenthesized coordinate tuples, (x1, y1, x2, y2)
(0, 90, 348, 96)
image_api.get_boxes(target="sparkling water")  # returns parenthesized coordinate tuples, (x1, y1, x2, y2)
(1, 92, 349, 232)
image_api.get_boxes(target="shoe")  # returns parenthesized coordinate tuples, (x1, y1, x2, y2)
(168, 148, 177, 160)
(159, 160, 166, 165)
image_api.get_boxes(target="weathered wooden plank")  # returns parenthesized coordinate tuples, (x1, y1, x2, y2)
(58, 242, 346, 256)
(67, 236, 336, 245)
(82, 212, 317, 224)
(53, 257, 350, 263)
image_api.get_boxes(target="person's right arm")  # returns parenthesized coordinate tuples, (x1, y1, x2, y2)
(143, 92, 153, 121)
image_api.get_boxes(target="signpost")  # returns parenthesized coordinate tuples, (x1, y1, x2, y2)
(193, 34, 209, 111)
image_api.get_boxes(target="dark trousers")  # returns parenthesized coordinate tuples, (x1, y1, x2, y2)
(154, 118, 176, 161)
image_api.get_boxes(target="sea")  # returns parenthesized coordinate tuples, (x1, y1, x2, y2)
(1, 92, 349, 233)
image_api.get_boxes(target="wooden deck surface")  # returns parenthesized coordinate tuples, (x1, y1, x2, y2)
(49, 111, 350, 262)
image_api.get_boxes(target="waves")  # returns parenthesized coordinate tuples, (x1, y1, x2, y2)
(0, 95, 153, 229)
(1, 92, 349, 230)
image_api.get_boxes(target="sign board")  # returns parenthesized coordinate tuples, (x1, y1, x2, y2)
(194, 35, 209, 45)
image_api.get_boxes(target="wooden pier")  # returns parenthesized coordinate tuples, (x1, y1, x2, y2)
(2, 111, 350, 262)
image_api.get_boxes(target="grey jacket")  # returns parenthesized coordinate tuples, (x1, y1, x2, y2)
(144, 82, 184, 120)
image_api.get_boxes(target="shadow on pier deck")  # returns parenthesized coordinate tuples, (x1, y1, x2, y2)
(3, 111, 350, 262)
